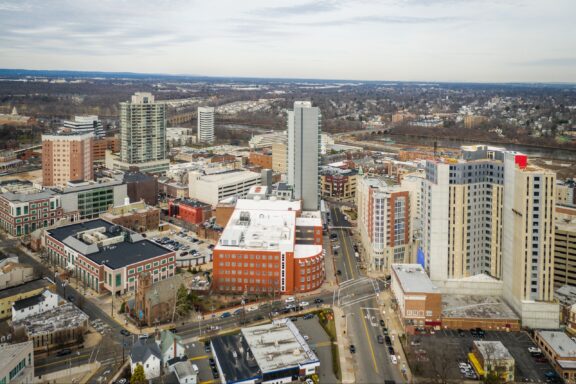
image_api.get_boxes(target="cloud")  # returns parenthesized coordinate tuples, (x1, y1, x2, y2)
(519, 58, 576, 67)
(253, 0, 340, 17)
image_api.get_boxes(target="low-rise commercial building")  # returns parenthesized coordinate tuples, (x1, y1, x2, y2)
(0, 187, 78, 237)
(12, 289, 59, 322)
(168, 199, 211, 225)
(248, 150, 272, 170)
(534, 331, 576, 383)
(124, 171, 159, 206)
(441, 294, 520, 331)
(0, 341, 34, 384)
(43, 219, 176, 294)
(12, 302, 88, 353)
(213, 199, 324, 295)
(0, 256, 34, 290)
(188, 169, 261, 206)
(56, 177, 128, 220)
(320, 167, 358, 201)
(101, 200, 160, 233)
(211, 319, 319, 384)
(390, 264, 442, 333)
(0, 279, 53, 320)
(469, 340, 514, 382)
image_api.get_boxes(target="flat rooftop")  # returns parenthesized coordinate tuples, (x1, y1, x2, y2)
(392, 264, 438, 294)
(474, 340, 513, 360)
(235, 198, 301, 212)
(217, 207, 295, 252)
(194, 169, 260, 183)
(537, 331, 576, 358)
(211, 333, 261, 383)
(241, 318, 318, 373)
(47, 219, 172, 269)
(0, 278, 51, 301)
(13, 302, 88, 336)
(442, 294, 519, 320)
(0, 341, 33, 370)
(0, 189, 57, 202)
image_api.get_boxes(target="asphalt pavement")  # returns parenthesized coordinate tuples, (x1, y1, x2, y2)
(329, 206, 403, 384)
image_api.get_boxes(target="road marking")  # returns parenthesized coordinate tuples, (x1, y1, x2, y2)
(190, 355, 209, 361)
(36, 353, 91, 368)
(199, 380, 216, 384)
(360, 307, 380, 375)
(315, 341, 332, 348)
(339, 229, 356, 280)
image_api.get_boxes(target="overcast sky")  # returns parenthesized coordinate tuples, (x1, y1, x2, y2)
(1, 0, 575, 82)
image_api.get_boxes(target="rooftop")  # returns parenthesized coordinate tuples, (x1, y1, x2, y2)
(217, 207, 295, 252)
(442, 294, 519, 320)
(211, 333, 261, 383)
(242, 318, 318, 373)
(0, 278, 51, 301)
(12, 289, 52, 311)
(538, 331, 576, 358)
(0, 341, 33, 369)
(235, 199, 301, 212)
(474, 341, 513, 360)
(0, 188, 57, 203)
(191, 169, 260, 183)
(13, 302, 88, 336)
(392, 264, 439, 294)
(47, 219, 172, 269)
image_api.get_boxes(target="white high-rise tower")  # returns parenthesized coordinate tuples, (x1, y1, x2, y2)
(197, 107, 215, 143)
(287, 101, 320, 210)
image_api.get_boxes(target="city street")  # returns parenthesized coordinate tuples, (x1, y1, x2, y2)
(329, 206, 404, 384)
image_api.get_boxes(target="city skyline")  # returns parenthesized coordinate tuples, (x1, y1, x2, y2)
(0, 0, 575, 83)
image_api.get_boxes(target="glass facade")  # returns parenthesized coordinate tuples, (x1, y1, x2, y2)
(78, 188, 114, 219)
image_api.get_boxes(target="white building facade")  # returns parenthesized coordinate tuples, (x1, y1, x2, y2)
(197, 107, 215, 144)
(287, 101, 320, 211)
(188, 169, 261, 206)
(12, 290, 59, 322)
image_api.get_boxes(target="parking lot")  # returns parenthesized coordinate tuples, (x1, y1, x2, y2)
(150, 229, 214, 269)
(186, 312, 338, 383)
(407, 329, 557, 383)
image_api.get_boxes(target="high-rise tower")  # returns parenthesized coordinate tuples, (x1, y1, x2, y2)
(287, 101, 320, 210)
(197, 106, 215, 144)
(118, 92, 168, 174)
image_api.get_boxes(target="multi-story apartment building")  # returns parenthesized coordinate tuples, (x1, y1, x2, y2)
(43, 219, 176, 293)
(421, 145, 559, 328)
(117, 92, 168, 174)
(42, 132, 94, 188)
(422, 145, 505, 282)
(212, 199, 324, 295)
(188, 169, 261, 206)
(63, 115, 104, 138)
(197, 106, 215, 144)
(502, 152, 559, 328)
(554, 207, 576, 288)
(357, 177, 415, 273)
(320, 167, 358, 202)
(92, 136, 119, 162)
(287, 101, 320, 211)
(0, 187, 78, 237)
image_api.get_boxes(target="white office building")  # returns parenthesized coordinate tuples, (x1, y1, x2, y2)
(197, 107, 215, 144)
(287, 101, 321, 211)
(117, 92, 169, 174)
(63, 115, 105, 138)
(188, 169, 261, 206)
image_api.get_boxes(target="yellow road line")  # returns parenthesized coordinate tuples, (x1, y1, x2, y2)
(199, 380, 215, 384)
(360, 308, 380, 374)
(36, 353, 91, 369)
(315, 341, 332, 347)
(190, 355, 209, 361)
(340, 228, 356, 279)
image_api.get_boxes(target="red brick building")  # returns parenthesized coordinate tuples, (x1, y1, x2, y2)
(212, 199, 324, 295)
(168, 198, 212, 225)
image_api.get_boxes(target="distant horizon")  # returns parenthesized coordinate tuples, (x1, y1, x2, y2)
(1, 67, 575, 86)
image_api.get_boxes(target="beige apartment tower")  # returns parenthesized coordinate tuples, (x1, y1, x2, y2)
(42, 132, 94, 188)
(272, 142, 288, 174)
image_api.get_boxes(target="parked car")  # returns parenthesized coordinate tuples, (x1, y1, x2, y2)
(204, 341, 211, 353)
(390, 355, 397, 364)
(300, 301, 310, 307)
(139, 333, 149, 339)
(380, 319, 385, 327)
(377, 335, 384, 344)
(180, 251, 189, 256)
(220, 312, 231, 319)
(388, 346, 395, 355)
(303, 313, 315, 320)
(314, 298, 324, 304)
(289, 316, 298, 322)
(233, 308, 244, 316)
(285, 296, 295, 303)
(57, 349, 72, 356)
(120, 329, 131, 336)
(209, 358, 216, 367)
(385, 336, 392, 346)
(382, 327, 389, 335)
(192, 364, 199, 374)
(246, 305, 258, 312)
(303, 335, 310, 341)
(349, 345, 356, 354)
(528, 347, 542, 354)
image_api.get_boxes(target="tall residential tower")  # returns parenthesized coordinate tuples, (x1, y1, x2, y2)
(197, 106, 215, 144)
(42, 132, 94, 188)
(287, 101, 320, 211)
(117, 92, 168, 174)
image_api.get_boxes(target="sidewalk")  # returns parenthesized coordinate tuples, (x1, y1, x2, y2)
(333, 306, 355, 384)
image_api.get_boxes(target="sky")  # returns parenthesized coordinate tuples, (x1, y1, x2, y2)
(0, 0, 575, 83)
